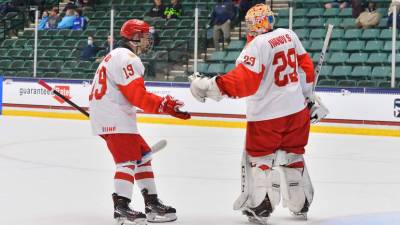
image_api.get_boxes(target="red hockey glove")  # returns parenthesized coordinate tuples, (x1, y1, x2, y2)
(159, 95, 191, 120)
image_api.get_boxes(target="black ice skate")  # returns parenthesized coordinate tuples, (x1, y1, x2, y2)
(142, 189, 177, 223)
(291, 199, 309, 220)
(112, 193, 147, 225)
(242, 194, 273, 225)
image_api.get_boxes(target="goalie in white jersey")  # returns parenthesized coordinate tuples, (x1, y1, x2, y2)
(89, 19, 190, 225)
(190, 4, 328, 224)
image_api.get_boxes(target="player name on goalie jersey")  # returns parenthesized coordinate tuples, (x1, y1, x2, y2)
(268, 34, 292, 48)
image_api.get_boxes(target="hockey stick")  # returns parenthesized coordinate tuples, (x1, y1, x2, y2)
(313, 24, 334, 92)
(38, 79, 167, 153)
(233, 151, 250, 210)
(38, 80, 89, 117)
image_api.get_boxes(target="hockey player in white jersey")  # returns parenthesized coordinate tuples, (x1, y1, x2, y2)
(190, 4, 328, 224)
(89, 19, 191, 225)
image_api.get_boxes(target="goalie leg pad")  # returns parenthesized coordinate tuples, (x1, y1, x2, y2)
(279, 153, 314, 213)
(247, 155, 280, 210)
(281, 166, 305, 213)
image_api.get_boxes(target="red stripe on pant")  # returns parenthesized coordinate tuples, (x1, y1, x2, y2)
(115, 172, 135, 183)
(135, 172, 154, 180)
(138, 161, 152, 167)
(287, 161, 304, 168)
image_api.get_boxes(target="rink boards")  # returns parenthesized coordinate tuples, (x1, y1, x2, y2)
(1, 77, 400, 137)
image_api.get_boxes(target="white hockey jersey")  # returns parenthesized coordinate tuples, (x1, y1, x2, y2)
(216, 28, 315, 122)
(89, 48, 146, 135)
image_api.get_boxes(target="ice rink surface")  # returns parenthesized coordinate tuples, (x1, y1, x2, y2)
(1, 116, 400, 225)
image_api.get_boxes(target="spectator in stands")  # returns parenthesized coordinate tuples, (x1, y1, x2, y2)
(104, 35, 117, 53)
(238, 0, 252, 21)
(0, 1, 20, 17)
(351, 0, 364, 18)
(356, 2, 380, 29)
(38, 10, 49, 30)
(72, 8, 87, 30)
(325, 0, 350, 9)
(12, 0, 26, 6)
(63, 0, 78, 12)
(209, 0, 236, 51)
(80, 36, 99, 61)
(57, 9, 76, 29)
(164, 0, 182, 19)
(387, 0, 400, 29)
(47, 8, 60, 29)
(78, 0, 93, 9)
(389, 0, 400, 14)
(150, 26, 160, 46)
(147, 0, 166, 18)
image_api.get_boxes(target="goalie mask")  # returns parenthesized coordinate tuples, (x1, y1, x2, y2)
(245, 4, 275, 37)
(120, 19, 154, 54)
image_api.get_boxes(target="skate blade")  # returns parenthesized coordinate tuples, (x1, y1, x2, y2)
(243, 209, 269, 225)
(247, 216, 268, 225)
(115, 217, 147, 225)
(291, 212, 308, 220)
(146, 213, 177, 223)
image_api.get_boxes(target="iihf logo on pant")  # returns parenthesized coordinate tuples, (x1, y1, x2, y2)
(395, 99, 400, 118)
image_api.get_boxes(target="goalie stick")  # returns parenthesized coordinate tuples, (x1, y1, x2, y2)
(233, 25, 334, 211)
(37, 79, 167, 153)
(313, 24, 334, 92)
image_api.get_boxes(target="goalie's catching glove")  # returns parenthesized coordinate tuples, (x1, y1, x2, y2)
(188, 73, 223, 103)
(307, 95, 329, 123)
(159, 95, 191, 120)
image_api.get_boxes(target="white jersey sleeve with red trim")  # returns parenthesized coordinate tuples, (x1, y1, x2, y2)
(89, 48, 161, 135)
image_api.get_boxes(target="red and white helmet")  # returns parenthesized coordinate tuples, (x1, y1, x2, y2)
(245, 4, 275, 37)
(120, 19, 154, 53)
(120, 19, 150, 40)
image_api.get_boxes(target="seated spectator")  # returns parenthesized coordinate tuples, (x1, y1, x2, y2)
(47, 8, 60, 29)
(38, 10, 48, 30)
(0, 1, 20, 17)
(95, 35, 117, 62)
(387, 0, 400, 29)
(239, 0, 252, 21)
(325, 0, 350, 9)
(356, 2, 380, 29)
(149, 26, 160, 46)
(351, 0, 364, 18)
(164, 0, 182, 19)
(12, 0, 26, 6)
(57, 9, 76, 29)
(63, 0, 78, 12)
(209, 0, 236, 51)
(104, 35, 117, 53)
(80, 36, 99, 61)
(78, 0, 93, 8)
(72, 8, 87, 30)
(389, 0, 400, 15)
(146, 0, 165, 18)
